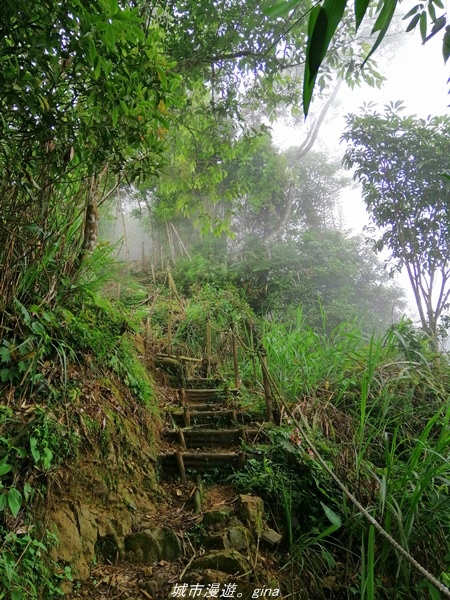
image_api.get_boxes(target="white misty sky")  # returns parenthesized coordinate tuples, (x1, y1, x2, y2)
(273, 28, 450, 317)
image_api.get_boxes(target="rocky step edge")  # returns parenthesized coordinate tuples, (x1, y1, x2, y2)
(121, 493, 284, 599)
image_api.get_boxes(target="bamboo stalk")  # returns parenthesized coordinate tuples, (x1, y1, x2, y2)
(231, 322, 240, 389)
(205, 314, 212, 378)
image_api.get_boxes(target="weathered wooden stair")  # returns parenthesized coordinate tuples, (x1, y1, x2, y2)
(159, 374, 265, 479)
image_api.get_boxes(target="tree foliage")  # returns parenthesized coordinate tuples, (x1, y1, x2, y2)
(342, 104, 450, 341)
(231, 231, 405, 332)
(264, 0, 449, 114)
(0, 0, 180, 316)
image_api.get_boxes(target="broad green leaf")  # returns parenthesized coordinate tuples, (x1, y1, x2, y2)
(0, 463, 11, 477)
(320, 501, 342, 527)
(263, 0, 300, 18)
(0, 346, 11, 363)
(30, 437, 40, 464)
(303, 0, 348, 114)
(355, 0, 371, 31)
(7, 487, 22, 517)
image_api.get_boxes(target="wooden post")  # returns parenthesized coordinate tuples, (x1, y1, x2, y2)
(178, 429, 187, 451)
(183, 406, 191, 427)
(167, 304, 173, 355)
(250, 325, 257, 381)
(193, 473, 202, 514)
(238, 451, 247, 469)
(175, 451, 187, 484)
(231, 322, 240, 390)
(205, 314, 212, 378)
(260, 351, 273, 423)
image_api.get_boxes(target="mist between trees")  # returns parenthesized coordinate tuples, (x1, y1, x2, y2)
(101, 136, 408, 337)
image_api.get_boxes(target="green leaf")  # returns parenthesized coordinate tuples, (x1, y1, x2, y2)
(403, 4, 423, 20)
(419, 12, 428, 41)
(0, 463, 12, 477)
(30, 437, 40, 464)
(303, 0, 348, 114)
(321, 501, 342, 527)
(355, 0, 371, 31)
(0, 346, 11, 363)
(443, 25, 450, 62)
(363, 0, 398, 65)
(263, 0, 300, 18)
(7, 487, 22, 517)
(11, 589, 24, 600)
(405, 13, 421, 32)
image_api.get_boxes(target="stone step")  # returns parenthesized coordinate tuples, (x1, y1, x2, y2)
(159, 451, 247, 474)
(164, 427, 260, 449)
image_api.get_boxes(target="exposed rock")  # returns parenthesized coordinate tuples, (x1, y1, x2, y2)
(140, 571, 172, 597)
(205, 525, 254, 552)
(49, 503, 89, 580)
(260, 528, 282, 549)
(238, 494, 264, 533)
(190, 549, 251, 575)
(203, 507, 233, 528)
(124, 526, 182, 564)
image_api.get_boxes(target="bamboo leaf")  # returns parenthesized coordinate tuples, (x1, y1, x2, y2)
(355, 0, 371, 31)
(419, 12, 428, 41)
(303, 0, 348, 114)
(443, 25, 450, 62)
(405, 13, 421, 32)
(362, 0, 397, 66)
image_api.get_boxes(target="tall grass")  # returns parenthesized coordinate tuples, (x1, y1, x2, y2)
(261, 309, 450, 598)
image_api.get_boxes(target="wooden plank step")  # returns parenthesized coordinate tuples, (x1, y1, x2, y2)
(183, 389, 225, 403)
(185, 377, 224, 389)
(159, 451, 247, 473)
(164, 428, 260, 448)
(170, 409, 237, 427)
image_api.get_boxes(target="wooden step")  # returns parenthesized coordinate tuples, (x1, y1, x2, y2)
(170, 409, 238, 427)
(164, 427, 260, 448)
(183, 389, 226, 403)
(159, 451, 247, 474)
(185, 377, 224, 389)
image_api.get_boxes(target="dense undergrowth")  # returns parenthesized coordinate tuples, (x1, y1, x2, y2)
(0, 256, 158, 600)
(150, 266, 450, 599)
(1, 251, 450, 600)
